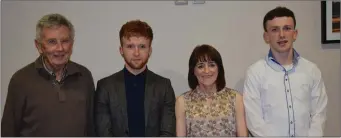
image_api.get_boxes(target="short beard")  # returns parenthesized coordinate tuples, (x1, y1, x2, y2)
(123, 56, 149, 70)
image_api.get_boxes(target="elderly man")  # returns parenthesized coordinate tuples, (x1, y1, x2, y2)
(1, 13, 95, 137)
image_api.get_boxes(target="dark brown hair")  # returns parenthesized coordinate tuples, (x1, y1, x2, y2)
(188, 44, 226, 91)
(263, 6, 296, 32)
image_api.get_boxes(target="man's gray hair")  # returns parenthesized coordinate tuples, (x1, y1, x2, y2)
(35, 13, 75, 42)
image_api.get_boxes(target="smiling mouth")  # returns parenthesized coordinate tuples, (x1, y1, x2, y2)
(202, 75, 213, 78)
(54, 54, 65, 58)
(277, 40, 288, 46)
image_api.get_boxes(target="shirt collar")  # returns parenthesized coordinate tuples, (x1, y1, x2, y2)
(123, 66, 148, 78)
(41, 56, 64, 76)
(266, 48, 300, 72)
(267, 48, 300, 66)
(35, 55, 80, 78)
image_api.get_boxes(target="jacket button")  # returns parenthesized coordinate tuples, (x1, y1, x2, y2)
(125, 130, 129, 134)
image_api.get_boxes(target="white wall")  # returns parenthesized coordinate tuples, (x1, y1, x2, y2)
(1, 1, 340, 136)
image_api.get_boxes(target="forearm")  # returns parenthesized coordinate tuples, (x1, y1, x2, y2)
(237, 127, 249, 137)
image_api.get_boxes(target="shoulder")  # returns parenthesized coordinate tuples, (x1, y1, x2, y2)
(222, 87, 242, 97)
(10, 62, 36, 83)
(176, 90, 192, 106)
(176, 94, 185, 104)
(7, 62, 36, 96)
(223, 88, 243, 104)
(180, 90, 193, 99)
(97, 70, 124, 86)
(69, 61, 93, 78)
(175, 94, 186, 113)
(70, 61, 91, 72)
(147, 70, 173, 87)
(298, 57, 321, 72)
(243, 59, 269, 84)
(246, 59, 267, 74)
(147, 70, 170, 82)
(68, 61, 95, 89)
(147, 70, 176, 98)
(227, 87, 242, 95)
(298, 57, 322, 79)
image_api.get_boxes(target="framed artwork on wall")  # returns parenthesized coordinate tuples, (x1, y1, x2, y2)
(321, 1, 340, 44)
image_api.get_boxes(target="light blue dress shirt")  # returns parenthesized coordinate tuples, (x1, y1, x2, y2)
(243, 49, 328, 136)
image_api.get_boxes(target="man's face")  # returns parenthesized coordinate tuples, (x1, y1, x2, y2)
(263, 16, 298, 54)
(35, 25, 73, 69)
(120, 36, 152, 70)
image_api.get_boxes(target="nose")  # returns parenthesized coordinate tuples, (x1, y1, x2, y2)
(279, 29, 285, 38)
(56, 42, 64, 51)
(133, 47, 140, 56)
(204, 65, 209, 73)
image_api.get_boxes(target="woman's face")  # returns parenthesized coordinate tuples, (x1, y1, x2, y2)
(194, 60, 218, 88)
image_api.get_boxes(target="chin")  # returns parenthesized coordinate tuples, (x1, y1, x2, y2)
(130, 64, 146, 70)
(52, 60, 68, 66)
(202, 82, 215, 87)
(278, 48, 291, 53)
(274, 46, 291, 53)
(132, 67, 144, 70)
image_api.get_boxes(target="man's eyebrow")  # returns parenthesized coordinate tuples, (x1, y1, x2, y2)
(270, 25, 293, 28)
(269, 26, 279, 28)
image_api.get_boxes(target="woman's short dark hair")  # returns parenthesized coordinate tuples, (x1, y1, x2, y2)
(188, 44, 226, 91)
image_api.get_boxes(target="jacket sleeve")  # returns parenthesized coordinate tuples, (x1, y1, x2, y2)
(94, 80, 113, 136)
(159, 79, 176, 136)
(86, 72, 96, 137)
(1, 76, 26, 137)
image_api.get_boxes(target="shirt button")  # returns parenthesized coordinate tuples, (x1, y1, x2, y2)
(289, 105, 292, 108)
(285, 79, 288, 81)
(287, 90, 289, 92)
(291, 135, 294, 137)
(290, 121, 293, 124)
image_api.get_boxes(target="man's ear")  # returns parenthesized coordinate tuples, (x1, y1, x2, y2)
(119, 46, 123, 57)
(293, 29, 298, 42)
(34, 39, 43, 54)
(263, 32, 270, 44)
(149, 46, 152, 56)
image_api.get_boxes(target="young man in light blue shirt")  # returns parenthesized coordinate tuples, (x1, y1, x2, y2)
(243, 6, 328, 137)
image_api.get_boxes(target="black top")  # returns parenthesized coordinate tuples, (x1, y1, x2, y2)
(124, 67, 147, 137)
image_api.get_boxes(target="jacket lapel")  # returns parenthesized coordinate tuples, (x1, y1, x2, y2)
(116, 70, 129, 130)
(144, 70, 155, 128)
